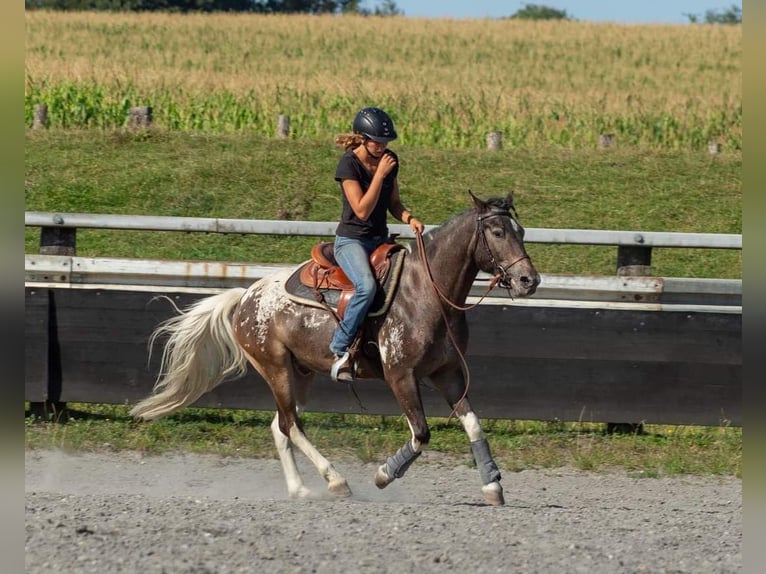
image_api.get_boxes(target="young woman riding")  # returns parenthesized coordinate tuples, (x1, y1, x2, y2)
(330, 107, 424, 381)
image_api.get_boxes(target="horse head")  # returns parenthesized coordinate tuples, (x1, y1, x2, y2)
(469, 190, 540, 298)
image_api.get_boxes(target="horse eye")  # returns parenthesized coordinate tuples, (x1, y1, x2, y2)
(492, 229, 504, 238)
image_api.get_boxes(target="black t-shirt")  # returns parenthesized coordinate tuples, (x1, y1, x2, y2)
(334, 149, 399, 240)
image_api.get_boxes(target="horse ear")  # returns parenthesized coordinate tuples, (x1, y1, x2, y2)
(506, 191, 515, 207)
(468, 190, 487, 211)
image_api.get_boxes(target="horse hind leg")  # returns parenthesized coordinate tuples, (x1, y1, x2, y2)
(269, 411, 310, 499)
(286, 417, 352, 498)
(243, 349, 351, 499)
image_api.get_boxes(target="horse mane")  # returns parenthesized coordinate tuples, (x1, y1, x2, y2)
(484, 195, 515, 212)
(422, 195, 515, 244)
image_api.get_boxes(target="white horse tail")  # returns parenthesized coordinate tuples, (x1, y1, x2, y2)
(129, 288, 248, 421)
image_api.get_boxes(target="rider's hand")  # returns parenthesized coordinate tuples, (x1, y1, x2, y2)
(376, 152, 398, 177)
(409, 217, 424, 234)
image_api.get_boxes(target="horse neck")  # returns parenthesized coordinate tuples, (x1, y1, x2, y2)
(420, 211, 479, 306)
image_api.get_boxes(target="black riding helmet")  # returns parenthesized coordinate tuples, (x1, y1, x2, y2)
(353, 107, 398, 143)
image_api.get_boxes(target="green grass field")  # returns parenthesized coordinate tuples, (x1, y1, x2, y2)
(24, 130, 742, 476)
(25, 129, 741, 277)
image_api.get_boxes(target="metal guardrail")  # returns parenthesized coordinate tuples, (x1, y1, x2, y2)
(24, 211, 742, 310)
(25, 211, 743, 249)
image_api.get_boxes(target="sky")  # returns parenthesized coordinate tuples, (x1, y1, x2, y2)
(388, 1, 742, 24)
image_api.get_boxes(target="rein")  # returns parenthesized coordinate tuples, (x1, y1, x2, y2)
(416, 230, 501, 313)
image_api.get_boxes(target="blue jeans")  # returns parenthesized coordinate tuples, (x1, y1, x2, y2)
(329, 235, 385, 355)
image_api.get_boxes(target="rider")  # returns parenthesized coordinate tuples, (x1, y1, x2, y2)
(330, 107, 424, 382)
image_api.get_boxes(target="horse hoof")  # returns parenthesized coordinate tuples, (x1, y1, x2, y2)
(482, 482, 505, 506)
(374, 465, 393, 489)
(289, 486, 312, 499)
(328, 479, 352, 497)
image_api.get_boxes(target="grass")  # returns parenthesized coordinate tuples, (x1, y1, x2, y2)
(24, 402, 742, 478)
(23, 132, 742, 477)
(24, 129, 742, 278)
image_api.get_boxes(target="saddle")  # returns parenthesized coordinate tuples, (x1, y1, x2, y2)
(297, 239, 405, 319)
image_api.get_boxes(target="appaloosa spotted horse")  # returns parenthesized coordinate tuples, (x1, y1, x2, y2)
(130, 191, 540, 505)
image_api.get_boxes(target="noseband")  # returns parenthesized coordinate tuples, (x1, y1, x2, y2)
(476, 209, 530, 289)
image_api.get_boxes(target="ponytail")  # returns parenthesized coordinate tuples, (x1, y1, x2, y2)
(334, 133, 365, 150)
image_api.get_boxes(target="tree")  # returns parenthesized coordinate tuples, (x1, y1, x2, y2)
(684, 4, 742, 24)
(25, 0, 402, 13)
(508, 3, 572, 21)
(25, 0, 260, 10)
(372, 0, 400, 16)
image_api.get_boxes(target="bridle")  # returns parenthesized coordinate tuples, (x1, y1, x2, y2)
(415, 207, 529, 312)
(475, 209, 530, 290)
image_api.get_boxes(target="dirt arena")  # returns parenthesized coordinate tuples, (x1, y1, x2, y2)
(25, 449, 741, 573)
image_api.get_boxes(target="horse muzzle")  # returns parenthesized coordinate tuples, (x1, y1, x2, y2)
(497, 257, 540, 297)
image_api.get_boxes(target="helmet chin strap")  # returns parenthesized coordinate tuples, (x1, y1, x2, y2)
(363, 139, 386, 159)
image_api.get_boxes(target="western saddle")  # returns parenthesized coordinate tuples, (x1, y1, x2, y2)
(298, 239, 405, 319)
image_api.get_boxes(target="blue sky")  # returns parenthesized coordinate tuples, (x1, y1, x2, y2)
(388, 1, 742, 24)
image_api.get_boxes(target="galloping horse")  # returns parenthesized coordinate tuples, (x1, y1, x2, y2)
(130, 191, 540, 505)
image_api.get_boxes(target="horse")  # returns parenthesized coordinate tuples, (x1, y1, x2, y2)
(130, 191, 540, 506)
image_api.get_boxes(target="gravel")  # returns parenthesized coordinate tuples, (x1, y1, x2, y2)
(25, 449, 741, 573)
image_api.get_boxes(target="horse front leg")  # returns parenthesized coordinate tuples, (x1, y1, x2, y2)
(375, 372, 430, 489)
(430, 366, 505, 506)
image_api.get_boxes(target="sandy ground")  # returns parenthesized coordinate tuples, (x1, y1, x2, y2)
(25, 449, 741, 573)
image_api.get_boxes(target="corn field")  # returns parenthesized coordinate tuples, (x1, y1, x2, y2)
(25, 11, 742, 150)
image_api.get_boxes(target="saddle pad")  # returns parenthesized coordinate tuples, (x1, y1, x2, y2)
(284, 248, 407, 317)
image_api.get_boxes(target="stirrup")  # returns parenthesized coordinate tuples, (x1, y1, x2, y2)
(331, 352, 354, 382)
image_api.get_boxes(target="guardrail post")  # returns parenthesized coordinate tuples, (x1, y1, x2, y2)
(610, 241, 652, 433)
(31, 221, 74, 419)
(616, 244, 652, 277)
(486, 131, 503, 151)
(33, 104, 49, 130)
(128, 106, 153, 129)
(39, 222, 76, 256)
(598, 133, 615, 148)
(26, 288, 67, 421)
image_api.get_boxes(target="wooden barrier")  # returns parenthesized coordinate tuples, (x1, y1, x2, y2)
(23, 284, 741, 426)
(24, 212, 742, 426)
